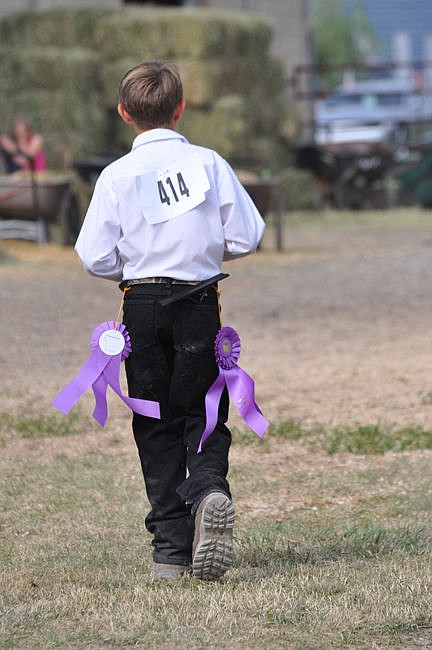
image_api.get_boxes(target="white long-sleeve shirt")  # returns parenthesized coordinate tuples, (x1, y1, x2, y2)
(75, 129, 265, 282)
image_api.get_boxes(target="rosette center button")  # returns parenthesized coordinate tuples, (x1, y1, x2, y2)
(222, 339, 232, 354)
(99, 330, 125, 356)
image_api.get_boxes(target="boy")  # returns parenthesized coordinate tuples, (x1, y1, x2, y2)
(75, 61, 265, 581)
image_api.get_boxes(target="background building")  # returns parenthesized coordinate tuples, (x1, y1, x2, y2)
(356, 0, 432, 63)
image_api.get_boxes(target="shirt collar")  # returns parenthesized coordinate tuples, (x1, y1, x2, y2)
(132, 128, 188, 150)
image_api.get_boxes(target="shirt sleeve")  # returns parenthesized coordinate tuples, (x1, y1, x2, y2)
(74, 171, 124, 281)
(215, 155, 266, 260)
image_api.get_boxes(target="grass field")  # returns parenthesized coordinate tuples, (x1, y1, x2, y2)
(1, 208, 432, 649)
(0, 412, 431, 649)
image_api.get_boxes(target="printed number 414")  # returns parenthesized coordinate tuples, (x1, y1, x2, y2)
(158, 173, 190, 206)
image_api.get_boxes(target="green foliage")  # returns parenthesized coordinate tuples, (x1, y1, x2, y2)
(312, 0, 357, 66)
(310, 0, 377, 88)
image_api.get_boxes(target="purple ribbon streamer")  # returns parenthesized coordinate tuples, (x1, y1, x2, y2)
(52, 321, 160, 426)
(198, 327, 269, 452)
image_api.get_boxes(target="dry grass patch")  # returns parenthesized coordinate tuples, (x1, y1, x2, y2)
(0, 426, 431, 649)
(0, 240, 77, 264)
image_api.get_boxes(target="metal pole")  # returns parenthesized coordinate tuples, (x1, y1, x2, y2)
(273, 185, 284, 252)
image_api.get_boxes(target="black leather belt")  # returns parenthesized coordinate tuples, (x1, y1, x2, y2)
(158, 273, 229, 307)
(119, 273, 230, 306)
(119, 277, 200, 290)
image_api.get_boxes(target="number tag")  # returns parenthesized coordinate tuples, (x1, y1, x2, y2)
(136, 153, 210, 224)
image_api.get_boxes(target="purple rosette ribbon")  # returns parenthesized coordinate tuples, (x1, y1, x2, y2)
(52, 321, 160, 426)
(198, 326, 269, 452)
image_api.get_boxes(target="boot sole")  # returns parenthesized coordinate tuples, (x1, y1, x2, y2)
(192, 494, 235, 580)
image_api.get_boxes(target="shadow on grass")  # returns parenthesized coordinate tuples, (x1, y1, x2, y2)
(235, 519, 431, 570)
(233, 420, 432, 455)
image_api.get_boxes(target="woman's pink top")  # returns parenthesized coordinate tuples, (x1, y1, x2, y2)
(32, 149, 47, 171)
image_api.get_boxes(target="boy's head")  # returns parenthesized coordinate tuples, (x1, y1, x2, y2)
(118, 60, 184, 132)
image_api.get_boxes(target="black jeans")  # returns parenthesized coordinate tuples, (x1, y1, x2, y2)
(123, 283, 231, 566)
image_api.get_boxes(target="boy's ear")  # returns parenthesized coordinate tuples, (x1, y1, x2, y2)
(173, 98, 186, 124)
(117, 103, 134, 125)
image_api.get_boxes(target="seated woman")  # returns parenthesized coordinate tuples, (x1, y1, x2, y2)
(0, 117, 47, 173)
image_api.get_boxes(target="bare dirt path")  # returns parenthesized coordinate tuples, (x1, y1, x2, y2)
(1, 212, 432, 432)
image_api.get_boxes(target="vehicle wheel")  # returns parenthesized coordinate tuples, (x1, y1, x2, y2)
(58, 189, 81, 246)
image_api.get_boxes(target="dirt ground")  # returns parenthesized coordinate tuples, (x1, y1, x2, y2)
(1, 215, 432, 649)
(1, 214, 432, 435)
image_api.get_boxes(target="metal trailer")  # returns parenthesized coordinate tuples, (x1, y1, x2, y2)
(0, 172, 80, 244)
(295, 142, 396, 209)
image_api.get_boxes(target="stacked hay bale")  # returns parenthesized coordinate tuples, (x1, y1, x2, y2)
(0, 8, 113, 167)
(0, 7, 294, 171)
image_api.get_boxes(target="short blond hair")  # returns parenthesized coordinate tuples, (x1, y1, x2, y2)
(119, 60, 183, 129)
